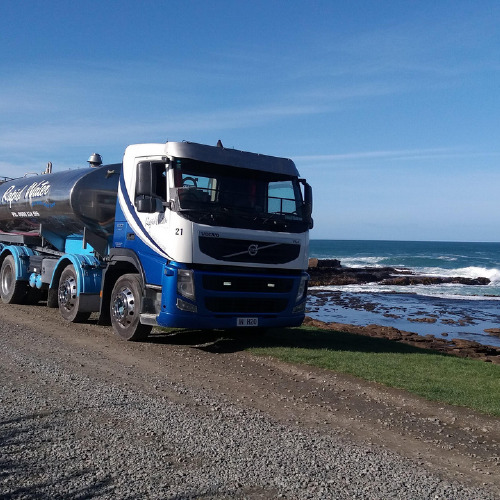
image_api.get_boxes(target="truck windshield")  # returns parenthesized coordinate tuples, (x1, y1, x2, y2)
(172, 158, 307, 233)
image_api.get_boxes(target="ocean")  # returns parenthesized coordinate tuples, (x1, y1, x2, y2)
(306, 240, 500, 348)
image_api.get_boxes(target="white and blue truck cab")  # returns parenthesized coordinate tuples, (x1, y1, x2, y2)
(0, 141, 313, 340)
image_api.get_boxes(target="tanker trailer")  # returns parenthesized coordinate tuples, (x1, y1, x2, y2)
(0, 141, 312, 342)
(0, 165, 121, 249)
(0, 164, 121, 319)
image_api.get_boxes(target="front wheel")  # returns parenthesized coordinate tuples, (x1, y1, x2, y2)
(58, 265, 91, 322)
(0, 255, 27, 304)
(110, 274, 152, 341)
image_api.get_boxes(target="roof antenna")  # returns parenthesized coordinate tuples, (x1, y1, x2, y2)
(216, 139, 224, 148)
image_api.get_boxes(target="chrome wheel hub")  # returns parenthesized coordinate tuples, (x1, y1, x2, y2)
(112, 286, 135, 327)
(59, 277, 77, 309)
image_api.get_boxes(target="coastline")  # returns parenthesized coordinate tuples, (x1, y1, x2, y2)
(303, 316, 500, 364)
(305, 257, 500, 355)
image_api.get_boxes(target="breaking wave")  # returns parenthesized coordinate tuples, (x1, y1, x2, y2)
(339, 256, 387, 267)
(417, 266, 500, 284)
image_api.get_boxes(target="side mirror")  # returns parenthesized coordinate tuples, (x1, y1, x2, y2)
(136, 162, 154, 196)
(135, 161, 166, 213)
(300, 180, 313, 228)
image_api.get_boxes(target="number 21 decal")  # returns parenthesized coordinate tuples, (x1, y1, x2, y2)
(175, 228, 183, 235)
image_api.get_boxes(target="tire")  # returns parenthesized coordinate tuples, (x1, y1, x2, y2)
(0, 255, 27, 304)
(110, 274, 152, 341)
(58, 265, 91, 323)
(47, 288, 59, 308)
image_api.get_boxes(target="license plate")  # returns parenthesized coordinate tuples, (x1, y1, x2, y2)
(237, 317, 258, 327)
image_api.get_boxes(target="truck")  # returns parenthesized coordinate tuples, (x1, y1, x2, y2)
(0, 141, 313, 340)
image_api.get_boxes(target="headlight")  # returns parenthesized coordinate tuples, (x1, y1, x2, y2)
(296, 275, 308, 302)
(177, 269, 195, 300)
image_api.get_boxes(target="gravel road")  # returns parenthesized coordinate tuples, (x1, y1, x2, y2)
(1, 302, 499, 499)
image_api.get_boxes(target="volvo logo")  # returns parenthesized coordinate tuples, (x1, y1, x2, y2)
(248, 244, 258, 256)
(223, 242, 280, 259)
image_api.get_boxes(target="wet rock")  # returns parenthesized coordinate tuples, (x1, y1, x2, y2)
(442, 319, 457, 325)
(383, 313, 401, 319)
(485, 328, 500, 337)
(408, 317, 437, 323)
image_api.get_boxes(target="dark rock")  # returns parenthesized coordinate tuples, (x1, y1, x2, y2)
(317, 258, 341, 268)
(307, 259, 491, 287)
(308, 258, 341, 269)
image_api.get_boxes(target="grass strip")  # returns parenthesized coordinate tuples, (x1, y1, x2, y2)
(247, 326, 500, 417)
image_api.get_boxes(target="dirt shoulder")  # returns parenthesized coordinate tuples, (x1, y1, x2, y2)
(1, 302, 499, 493)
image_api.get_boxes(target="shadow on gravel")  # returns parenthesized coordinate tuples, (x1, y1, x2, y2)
(146, 326, 444, 358)
(0, 412, 114, 499)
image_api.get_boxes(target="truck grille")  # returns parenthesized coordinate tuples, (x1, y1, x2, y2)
(199, 236, 300, 264)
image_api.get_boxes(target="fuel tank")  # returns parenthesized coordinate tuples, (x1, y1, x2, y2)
(0, 164, 122, 240)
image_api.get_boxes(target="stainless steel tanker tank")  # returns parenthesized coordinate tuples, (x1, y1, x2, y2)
(0, 164, 122, 240)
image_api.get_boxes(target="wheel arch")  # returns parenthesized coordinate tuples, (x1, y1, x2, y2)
(0, 245, 36, 281)
(49, 254, 103, 296)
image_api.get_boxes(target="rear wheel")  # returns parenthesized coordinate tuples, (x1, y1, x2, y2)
(110, 274, 152, 341)
(58, 265, 91, 322)
(0, 255, 27, 304)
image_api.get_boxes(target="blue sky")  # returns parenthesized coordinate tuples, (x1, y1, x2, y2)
(1, 1, 499, 242)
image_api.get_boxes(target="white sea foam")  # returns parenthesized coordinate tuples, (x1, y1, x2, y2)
(436, 255, 458, 261)
(417, 266, 500, 283)
(339, 256, 387, 268)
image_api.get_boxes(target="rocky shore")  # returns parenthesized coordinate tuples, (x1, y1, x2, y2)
(306, 259, 500, 363)
(307, 258, 491, 287)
